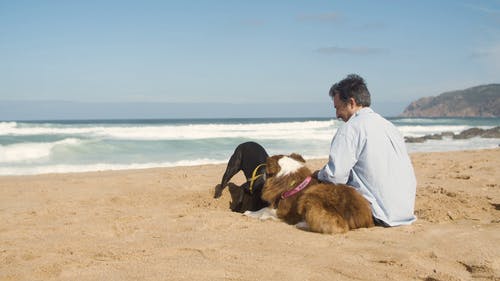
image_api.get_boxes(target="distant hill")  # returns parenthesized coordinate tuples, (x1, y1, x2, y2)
(400, 84, 500, 117)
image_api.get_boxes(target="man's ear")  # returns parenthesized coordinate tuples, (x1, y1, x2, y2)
(348, 97, 357, 108)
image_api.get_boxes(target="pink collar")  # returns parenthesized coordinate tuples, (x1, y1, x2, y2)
(281, 176, 312, 199)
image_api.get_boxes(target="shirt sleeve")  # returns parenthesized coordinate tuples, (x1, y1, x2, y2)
(318, 126, 360, 184)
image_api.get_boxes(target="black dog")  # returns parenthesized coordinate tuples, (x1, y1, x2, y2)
(214, 141, 269, 213)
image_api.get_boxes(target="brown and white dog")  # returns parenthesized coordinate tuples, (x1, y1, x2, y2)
(261, 153, 374, 234)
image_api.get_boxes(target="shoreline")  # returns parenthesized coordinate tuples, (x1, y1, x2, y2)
(1, 147, 499, 178)
(1, 148, 499, 280)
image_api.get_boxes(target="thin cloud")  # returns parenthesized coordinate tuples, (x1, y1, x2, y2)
(315, 46, 389, 55)
(357, 22, 387, 31)
(470, 43, 500, 58)
(461, 3, 500, 23)
(469, 50, 488, 59)
(462, 3, 500, 15)
(297, 12, 341, 22)
(470, 43, 500, 70)
(241, 19, 267, 27)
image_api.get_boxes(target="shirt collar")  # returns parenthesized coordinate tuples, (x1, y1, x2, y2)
(348, 107, 373, 122)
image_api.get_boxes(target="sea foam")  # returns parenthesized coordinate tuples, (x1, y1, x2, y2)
(1, 118, 498, 176)
(1, 120, 338, 141)
(0, 138, 82, 163)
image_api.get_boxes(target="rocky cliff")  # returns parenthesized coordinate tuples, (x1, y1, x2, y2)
(400, 84, 500, 117)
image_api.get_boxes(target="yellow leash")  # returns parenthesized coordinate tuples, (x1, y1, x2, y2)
(248, 163, 266, 194)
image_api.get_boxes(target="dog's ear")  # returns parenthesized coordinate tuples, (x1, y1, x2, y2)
(265, 155, 281, 178)
(289, 153, 305, 163)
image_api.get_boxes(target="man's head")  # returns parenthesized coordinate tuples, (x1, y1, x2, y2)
(329, 74, 371, 121)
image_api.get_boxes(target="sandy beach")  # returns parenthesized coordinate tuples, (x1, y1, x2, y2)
(1, 148, 499, 281)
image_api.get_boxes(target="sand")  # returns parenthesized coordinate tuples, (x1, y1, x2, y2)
(1, 149, 499, 281)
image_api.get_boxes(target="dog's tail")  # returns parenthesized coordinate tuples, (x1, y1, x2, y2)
(213, 149, 242, 198)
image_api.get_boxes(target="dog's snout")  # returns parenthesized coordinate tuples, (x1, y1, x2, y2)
(214, 184, 223, 198)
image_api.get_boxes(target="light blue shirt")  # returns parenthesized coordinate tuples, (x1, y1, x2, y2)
(318, 107, 416, 226)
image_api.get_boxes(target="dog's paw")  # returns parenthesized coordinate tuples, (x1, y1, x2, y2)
(259, 208, 278, 221)
(243, 207, 278, 221)
(295, 221, 309, 231)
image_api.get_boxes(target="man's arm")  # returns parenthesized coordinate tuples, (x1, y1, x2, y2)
(317, 129, 359, 184)
(311, 170, 320, 180)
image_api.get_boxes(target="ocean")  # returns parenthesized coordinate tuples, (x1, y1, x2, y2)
(1, 117, 499, 175)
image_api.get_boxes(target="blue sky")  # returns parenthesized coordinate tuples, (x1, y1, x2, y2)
(1, 1, 499, 118)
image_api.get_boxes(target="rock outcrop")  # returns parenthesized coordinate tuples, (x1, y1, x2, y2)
(400, 84, 500, 117)
(404, 126, 500, 143)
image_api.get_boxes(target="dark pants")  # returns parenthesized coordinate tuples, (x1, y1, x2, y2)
(373, 216, 389, 227)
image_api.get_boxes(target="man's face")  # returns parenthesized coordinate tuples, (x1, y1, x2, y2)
(333, 93, 352, 122)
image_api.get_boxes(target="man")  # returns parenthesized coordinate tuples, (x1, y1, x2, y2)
(314, 74, 416, 226)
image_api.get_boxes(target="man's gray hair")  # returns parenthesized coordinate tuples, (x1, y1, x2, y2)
(329, 74, 371, 107)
